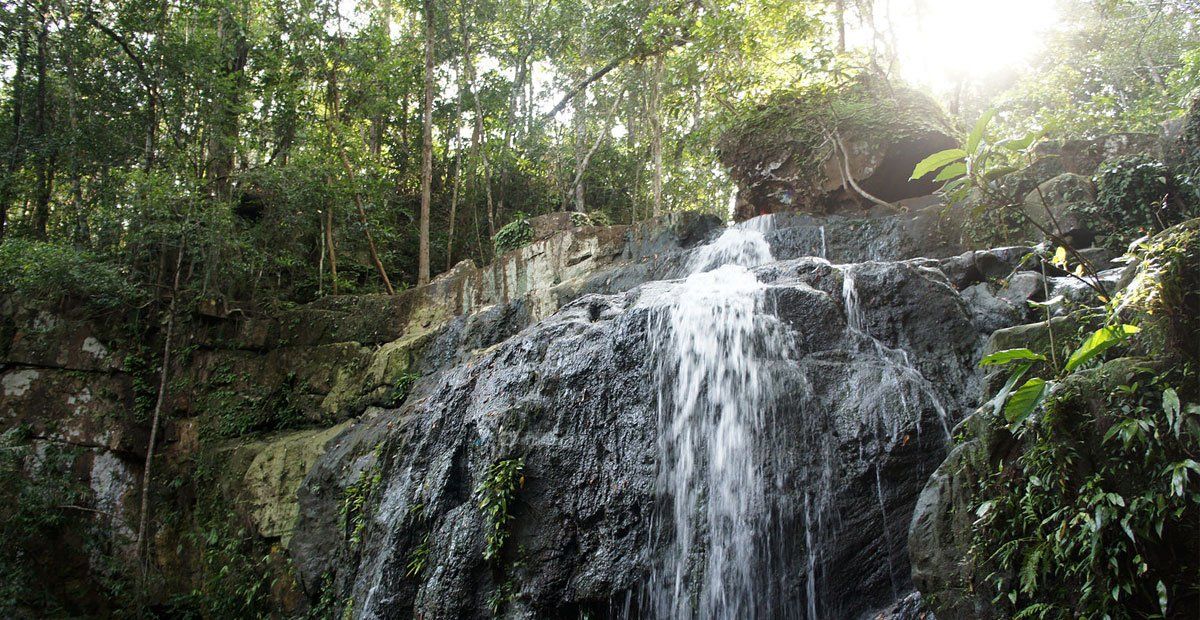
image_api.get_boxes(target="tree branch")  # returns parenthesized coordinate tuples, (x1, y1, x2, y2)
(543, 38, 686, 119)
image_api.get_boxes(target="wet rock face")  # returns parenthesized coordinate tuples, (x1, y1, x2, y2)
(290, 243, 1002, 619)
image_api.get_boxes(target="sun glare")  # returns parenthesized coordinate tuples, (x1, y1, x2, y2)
(856, 0, 1062, 91)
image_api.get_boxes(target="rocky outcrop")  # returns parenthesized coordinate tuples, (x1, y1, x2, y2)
(719, 78, 958, 220)
(288, 226, 1022, 617)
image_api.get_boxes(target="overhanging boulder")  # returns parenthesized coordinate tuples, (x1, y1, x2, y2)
(719, 77, 958, 220)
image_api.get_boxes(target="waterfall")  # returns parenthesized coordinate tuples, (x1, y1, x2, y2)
(646, 227, 792, 618)
(636, 229, 954, 619)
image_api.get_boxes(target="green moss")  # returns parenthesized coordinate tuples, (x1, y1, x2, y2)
(718, 75, 956, 193)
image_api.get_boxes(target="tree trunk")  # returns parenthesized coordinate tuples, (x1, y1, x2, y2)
(446, 48, 465, 271)
(207, 7, 248, 202)
(418, 0, 435, 285)
(325, 203, 339, 295)
(650, 54, 664, 217)
(31, 0, 52, 239)
(135, 235, 185, 563)
(835, 0, 846, 53)
(569, 90, 625, 213)
(0, 0, 31, 241)
(460, 10, 495, 240)
(337, 149, 395, 294)
(369, 0, 392, 156)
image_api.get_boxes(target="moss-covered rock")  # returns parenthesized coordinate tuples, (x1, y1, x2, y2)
(718, 76, 957, 219)
(234, 422, 354, 544)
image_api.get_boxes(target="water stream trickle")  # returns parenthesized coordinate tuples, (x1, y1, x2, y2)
(840, 265, 952, 441)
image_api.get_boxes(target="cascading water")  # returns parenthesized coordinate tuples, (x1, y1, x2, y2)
(644, 226, 792, 618)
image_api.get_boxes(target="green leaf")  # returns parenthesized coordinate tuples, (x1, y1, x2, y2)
(1163, 388, 1180, 431)
(992, 362, 1032, 416)
(967, 109, 997, 154)
(933, 161, 967, 182)
(981, 348, 1047, 366)
(999, 128, 1046, 152)
(911, 148, 967, 180)
(981, 165, 1018, 181)
(1064, 325, 1140, 372)
(1005, 378, 1049, 424)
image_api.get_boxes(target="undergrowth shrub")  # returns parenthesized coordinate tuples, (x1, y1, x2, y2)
(493, 213, 534, 254)
(0, 427, 93, 616)
(1092, 155, 1198, 245)
(0, 239, 141, 312)
(970, 222, 1200, 618)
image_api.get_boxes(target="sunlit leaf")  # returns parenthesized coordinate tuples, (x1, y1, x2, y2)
(981, 348, 1047, 366)
(992, 362, 1032, 417)
(911, 148, 967, 180)
(933, 161, 967, 182)
(1005, 378, 1049, 424)
(967, 109, 997, 154)
(1052, 246, 1068, 267)
(1064, 325, 1140, 372)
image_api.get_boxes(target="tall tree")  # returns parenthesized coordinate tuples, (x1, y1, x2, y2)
(418, 0, 434, 285)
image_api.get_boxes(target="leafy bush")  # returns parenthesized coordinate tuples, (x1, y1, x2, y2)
(0, 239, 141, 311)
(493, 213, 534, 254)
(969, 226, 1200, 618)
(569, 211, 613, 227)
(1092, 155, 1198, 244)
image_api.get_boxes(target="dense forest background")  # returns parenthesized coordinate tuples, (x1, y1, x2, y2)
(0, 0, 1197, 305)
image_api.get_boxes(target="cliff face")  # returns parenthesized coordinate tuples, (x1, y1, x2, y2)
(4, 205, 995, 616)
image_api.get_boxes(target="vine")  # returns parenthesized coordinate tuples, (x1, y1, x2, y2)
(475, 457, 525, 561)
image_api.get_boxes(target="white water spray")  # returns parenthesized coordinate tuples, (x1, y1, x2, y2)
(647, 227, 791, 618)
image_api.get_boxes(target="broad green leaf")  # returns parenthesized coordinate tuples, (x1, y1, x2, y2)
(911, 148, 967, 180)
(1163, 388, 1180, 418)
(992, 362, 1032, 417)
(1005, 378, 1048, 424)
(967, 109, 997, 154)
(933, 161, 967, 182)
(1064, 324, 1140, 372)
(1164, 387, 1181, 435)
(981, 348, 1047, 366)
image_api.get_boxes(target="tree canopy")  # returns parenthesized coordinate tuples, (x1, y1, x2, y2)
(0, 0, 1196, 303)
